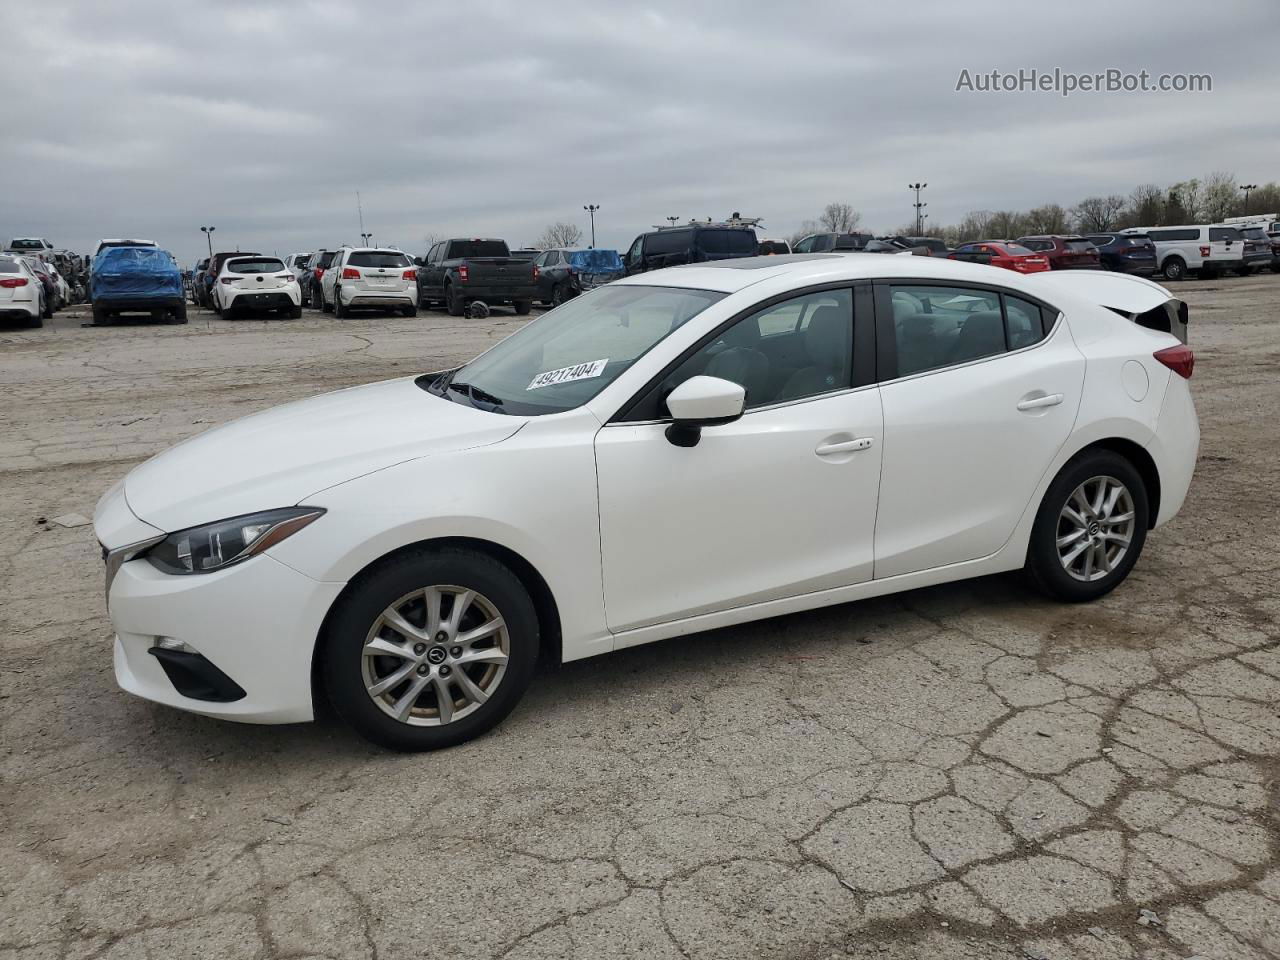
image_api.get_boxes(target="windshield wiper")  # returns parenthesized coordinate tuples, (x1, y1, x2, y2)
(447, 380, 505, 408)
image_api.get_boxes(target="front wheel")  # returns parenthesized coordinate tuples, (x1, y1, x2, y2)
(322, 548, 540, 750)
(1025, 449, 1149, 602)
(1162, 257, 1186, 282)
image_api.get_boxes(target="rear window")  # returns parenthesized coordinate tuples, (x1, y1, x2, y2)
(348, 251, 411, 268)
(228, 258, 286, 274)
(1208, 227, 1241, 242)
(1240, 227, 1267, 240)
(831, 234, 872, 250)
(0, 259, 20, 273)
(697, 229, 757, 255)
(758, 240, 790, 255)
(317, 251, 337, 268)
(448, 240, 509, 259)
(1065, 239, 1096, 251)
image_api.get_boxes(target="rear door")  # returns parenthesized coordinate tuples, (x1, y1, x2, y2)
(873, 281, 1085, 578)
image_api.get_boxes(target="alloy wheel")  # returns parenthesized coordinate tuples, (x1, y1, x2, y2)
(361, 585, 509, 726)
(1056, 475, 1136, 582)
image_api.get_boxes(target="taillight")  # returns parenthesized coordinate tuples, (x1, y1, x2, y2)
(403, 268, 416, 281)
(0, 277, 29, 288)
(276, 273, 294, 282)
(341, 267, 360, 280)
(315, 268, 324, 278)
(1154, 344, 1194, 379)
(1199, 246, 1210, 257)
(220, 277, 236, 285)
(457, 264, 469, 282)
(532, 265, 540, 282)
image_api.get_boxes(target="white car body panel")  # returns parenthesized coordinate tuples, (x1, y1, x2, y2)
(93, 254, 1200, 725)
(0, 258, 43, 318)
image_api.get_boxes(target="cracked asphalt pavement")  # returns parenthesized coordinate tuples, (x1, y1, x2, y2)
(2, 277, 1279, 959)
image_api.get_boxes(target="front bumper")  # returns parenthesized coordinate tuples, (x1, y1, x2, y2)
(108, 552, 345, 724)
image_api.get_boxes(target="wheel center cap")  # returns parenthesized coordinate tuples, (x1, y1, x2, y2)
(1087, 521, 1101, 537)
(426, 646, 448, 665)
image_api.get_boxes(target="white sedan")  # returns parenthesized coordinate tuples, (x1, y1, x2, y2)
(94, 255, 1198, 750)
(212, 255, 302, 319)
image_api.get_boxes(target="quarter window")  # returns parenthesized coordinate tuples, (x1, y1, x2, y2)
(662, 289, 854, 410)
(1005, 296, 1047, 350)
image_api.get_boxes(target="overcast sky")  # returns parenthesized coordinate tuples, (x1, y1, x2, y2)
(6, 1, 1277, 264)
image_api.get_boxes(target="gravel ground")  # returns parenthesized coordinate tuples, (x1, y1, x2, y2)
(2, 276, 1278, 960)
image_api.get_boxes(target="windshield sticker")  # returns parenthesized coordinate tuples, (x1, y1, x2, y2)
(528, 358, 609, 391)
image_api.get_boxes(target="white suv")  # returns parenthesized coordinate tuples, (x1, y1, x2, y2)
(1122, 224, 1244, 281)
(212, 255, 302, 319)
(319, 247, 418, 318)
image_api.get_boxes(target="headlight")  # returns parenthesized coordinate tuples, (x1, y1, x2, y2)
(144, 507, 325, 575)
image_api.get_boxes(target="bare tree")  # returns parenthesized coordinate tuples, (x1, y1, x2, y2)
(1167, 179, 1202, 223)
(1201, 171, 1238, 223)
(818, 202, 862, 233)
(955, 210, 996, 242)
(1023, 203, 1069, 235)
(1073, 195, 1127, 232)
(988, 210, 1026, 241)
(1123, 184, 1164, 228)
(534, 222, 584, 249)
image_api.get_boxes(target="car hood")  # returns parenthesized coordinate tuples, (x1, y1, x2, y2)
(122, 377, 524, 532)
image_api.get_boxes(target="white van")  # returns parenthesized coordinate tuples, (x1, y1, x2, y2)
(1121, 224, 1244, 281)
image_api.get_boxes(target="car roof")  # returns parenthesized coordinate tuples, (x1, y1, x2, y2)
(612, 252, 1061, 295)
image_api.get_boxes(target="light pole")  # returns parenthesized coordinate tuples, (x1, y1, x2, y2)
(360, 232, 373, 246)
(200, 225, 215, 257)
(1239, 183, 1258, 213)
(908, 183, 927, 235)
(666, 216, 680, 226)
(583, 204, 600, 248)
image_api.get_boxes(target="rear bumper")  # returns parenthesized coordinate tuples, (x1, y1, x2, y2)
(94, 296, 184, 312)
(225, 289, 300, 310)
(459, 285, 537, 302)
(1112, 259, 1157, 276)
(0, 302, 39, 318)
(339, 287, 418, 308)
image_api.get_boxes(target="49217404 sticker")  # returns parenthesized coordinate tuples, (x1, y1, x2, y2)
(527, 358, 609, 391)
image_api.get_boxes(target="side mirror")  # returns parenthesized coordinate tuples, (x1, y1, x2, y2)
(664, 376, 746, 447)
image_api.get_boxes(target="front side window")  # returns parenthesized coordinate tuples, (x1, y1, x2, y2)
(431, 285, 725, 415)
(659, 289, 854, 410)
(889, 285, 1004, 376)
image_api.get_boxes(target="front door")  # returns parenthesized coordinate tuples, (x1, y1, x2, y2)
(594, 287, 882, 632)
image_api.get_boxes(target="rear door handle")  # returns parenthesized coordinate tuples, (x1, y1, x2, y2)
(816, 437, 874, 456)
(1017, 393, 1064, 411)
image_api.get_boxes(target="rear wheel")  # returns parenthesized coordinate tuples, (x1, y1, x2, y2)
(401, 303, 417, 317)
(514, 299, 532, 316)
(91, 303, 108, 325)
(25, 311, 43, 328)
(321, 288, 333, 313)
(550, 284, 565, 307)
(321, 548, 540, 751)
(446, 282, 463, 317)
(334, 288, 347, 318)
(1026, 449, 1149, 602)
(1162, 256, 1186, 282)
(171, 303, 188, 323)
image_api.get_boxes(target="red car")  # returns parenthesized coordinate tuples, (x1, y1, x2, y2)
(1016, 235, 1101, 270)
(948, 241, 1050, 274)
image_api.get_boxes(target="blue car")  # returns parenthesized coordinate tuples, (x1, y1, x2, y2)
(90, 246, 186, 325)
(1084, 233, 1158, 277)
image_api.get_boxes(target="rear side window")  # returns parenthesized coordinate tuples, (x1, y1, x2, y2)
(317, 251, 337, 268)
(1021, 239, 1052, 251)
(644, 230, 692, 256)
(698, 230, 757, 255)
(1208, 227, 1241, 242)
(448, 240, 509, 258)
(348, 251, 411, 268)
(1065, 239, 1095, 251)
(1150, 228, 1199, 241)
(889, 285, 1004, 376)
(228, 258, 286, 274)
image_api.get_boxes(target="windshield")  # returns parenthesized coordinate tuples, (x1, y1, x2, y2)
(228, 258, 285, 274)
(432, 284, 725, 415)
(348, 251, 411, 268)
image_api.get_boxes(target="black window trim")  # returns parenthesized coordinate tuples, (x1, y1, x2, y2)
(872, 278, 1062, 384)
(608, 281, 876, 424)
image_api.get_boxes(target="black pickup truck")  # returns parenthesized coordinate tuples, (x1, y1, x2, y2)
(416, 238, 537, 316)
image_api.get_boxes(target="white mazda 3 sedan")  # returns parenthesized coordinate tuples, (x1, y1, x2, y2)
(94, 255, 1199, 750)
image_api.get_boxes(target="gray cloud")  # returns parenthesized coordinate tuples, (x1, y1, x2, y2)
(4, 0, 1277, 263)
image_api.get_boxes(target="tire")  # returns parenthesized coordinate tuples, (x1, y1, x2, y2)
(550, 284, 565, 307)
(1025, 449, 1149, 603)
(514, 299, 532, 316)
(321, 547, 540, 751)
(334, 288, 347, 318)
(25, 311, 43, 329)
(446, 282, 463, 317)
(171, 302, 188, 324)
(321, 288, 333, 314)
(1162, 257, 1186, 282)
(92, 303, 108, 325)
(1270, 261, 1280, 274)
(290, 303, 303, 319)
(401, 303, 417, 317)
(42, 297, 54, 319)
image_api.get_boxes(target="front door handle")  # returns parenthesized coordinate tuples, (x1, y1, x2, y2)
(1017, 393, 1064, 412)
(816, 437, 874, 456)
